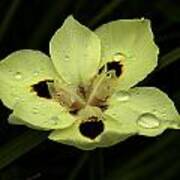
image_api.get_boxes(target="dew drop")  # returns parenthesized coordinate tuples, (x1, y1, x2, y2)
(113, 53, 125, 62)
(14, 72, 22, 79)
(33, 71, 39, 76)
(137, 113, 160, 129)
(32, 107, 39, 114)
(64, 55, 70, 61)
(116, 91, 130, 102)
(14, 96, 24, 102)
(49, 116, 59, 125)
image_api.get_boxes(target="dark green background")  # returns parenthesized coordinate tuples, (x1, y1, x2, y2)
(0, 0, 180, 179)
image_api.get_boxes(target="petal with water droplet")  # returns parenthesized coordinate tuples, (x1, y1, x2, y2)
(105, 87, 180, 137)
(49, 106, 131, 150)
(11, 95, 75, 130)
(50, 16, 101, 85)
(0, 50, 58, 108)
(137, 113, 160, 129)
(95, 19, 159, 90)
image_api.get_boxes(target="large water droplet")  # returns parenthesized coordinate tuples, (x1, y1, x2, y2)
(116, 91, 130, 102)
(113, 53, 125, 62)
(50, 116, 59, 125)
(14, 72, 22, 79)
(137, 113, 160, 129)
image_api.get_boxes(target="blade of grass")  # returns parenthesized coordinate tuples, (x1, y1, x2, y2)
(95, 149, 104, 180)
(154, 159, 180, 180)
(140, 47, 180, 85)
(0, 130, 47, 170)
(74, 0, 86, 15)
(67, 152, 89, 180)
(105, 132, 178, 180)
(88, 0, 125, 28)
(157, 47, 180, 71)
(0, 0, 21, 43)
(28, 0, 71, 48)
(89, 152, 96, 180)
(120, 148, 178, 180)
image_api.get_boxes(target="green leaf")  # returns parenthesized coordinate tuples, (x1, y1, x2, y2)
(95, 19, 159, 90)
(0, 130, 47, 170)
(105, 87, 180, 137)
(50, 16, 101, 86)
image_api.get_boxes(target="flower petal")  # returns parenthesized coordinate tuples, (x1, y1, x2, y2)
(0, 50, 57, 108)
(8, 114, 50, 130)
(50, 16, 101, 86)
(105, 87, 180, 137)
(49, 121, 98, 150)
(49, 104, 132, 150)
(48, 119, 132, 150)
(49, 84, 180, 150)
(0, 50, 75, 129)
(11, 95, 75, 130)
(95, 19, 159, 90)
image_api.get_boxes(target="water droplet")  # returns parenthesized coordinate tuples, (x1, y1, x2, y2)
(14, 96, 23, 102)
(8, 69, 13, 73)
(116, 91, 130, 102)
(161, 112, 167, 118)
(64, 55, 70, 61)
(50, 116, 59, 125)
(32, 107, 39, 114)
(111, 113, 118, 117)
(137, 113, 160, 129)
(33, 71, 39, 76)
(113, 53, 125, 62)
(14, 72, 22, 79)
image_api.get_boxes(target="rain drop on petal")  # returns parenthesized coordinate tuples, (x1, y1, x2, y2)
(14, 72, 22, 79)
(137, 113, 160, 129)
(116, 91, 130, 102)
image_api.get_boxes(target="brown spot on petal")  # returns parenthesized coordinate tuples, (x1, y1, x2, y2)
(106, 61, 122, 77)
(79, 117, 104, 139)
(32, 80, 53, 99)
(98, 61, 123, 77)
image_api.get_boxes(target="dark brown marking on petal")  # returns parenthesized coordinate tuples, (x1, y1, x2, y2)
(79, 117, 104, 139)
(69, 109, 79, 115)
(69, 101, 82, 115)
(98, 65, 105, 74)
(90, 96, 108, 111)
(77, 85, 86, 98)
(32, 80, 53, 99)
(98, 61, 123, 77)
(106, 61, 122, 77)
